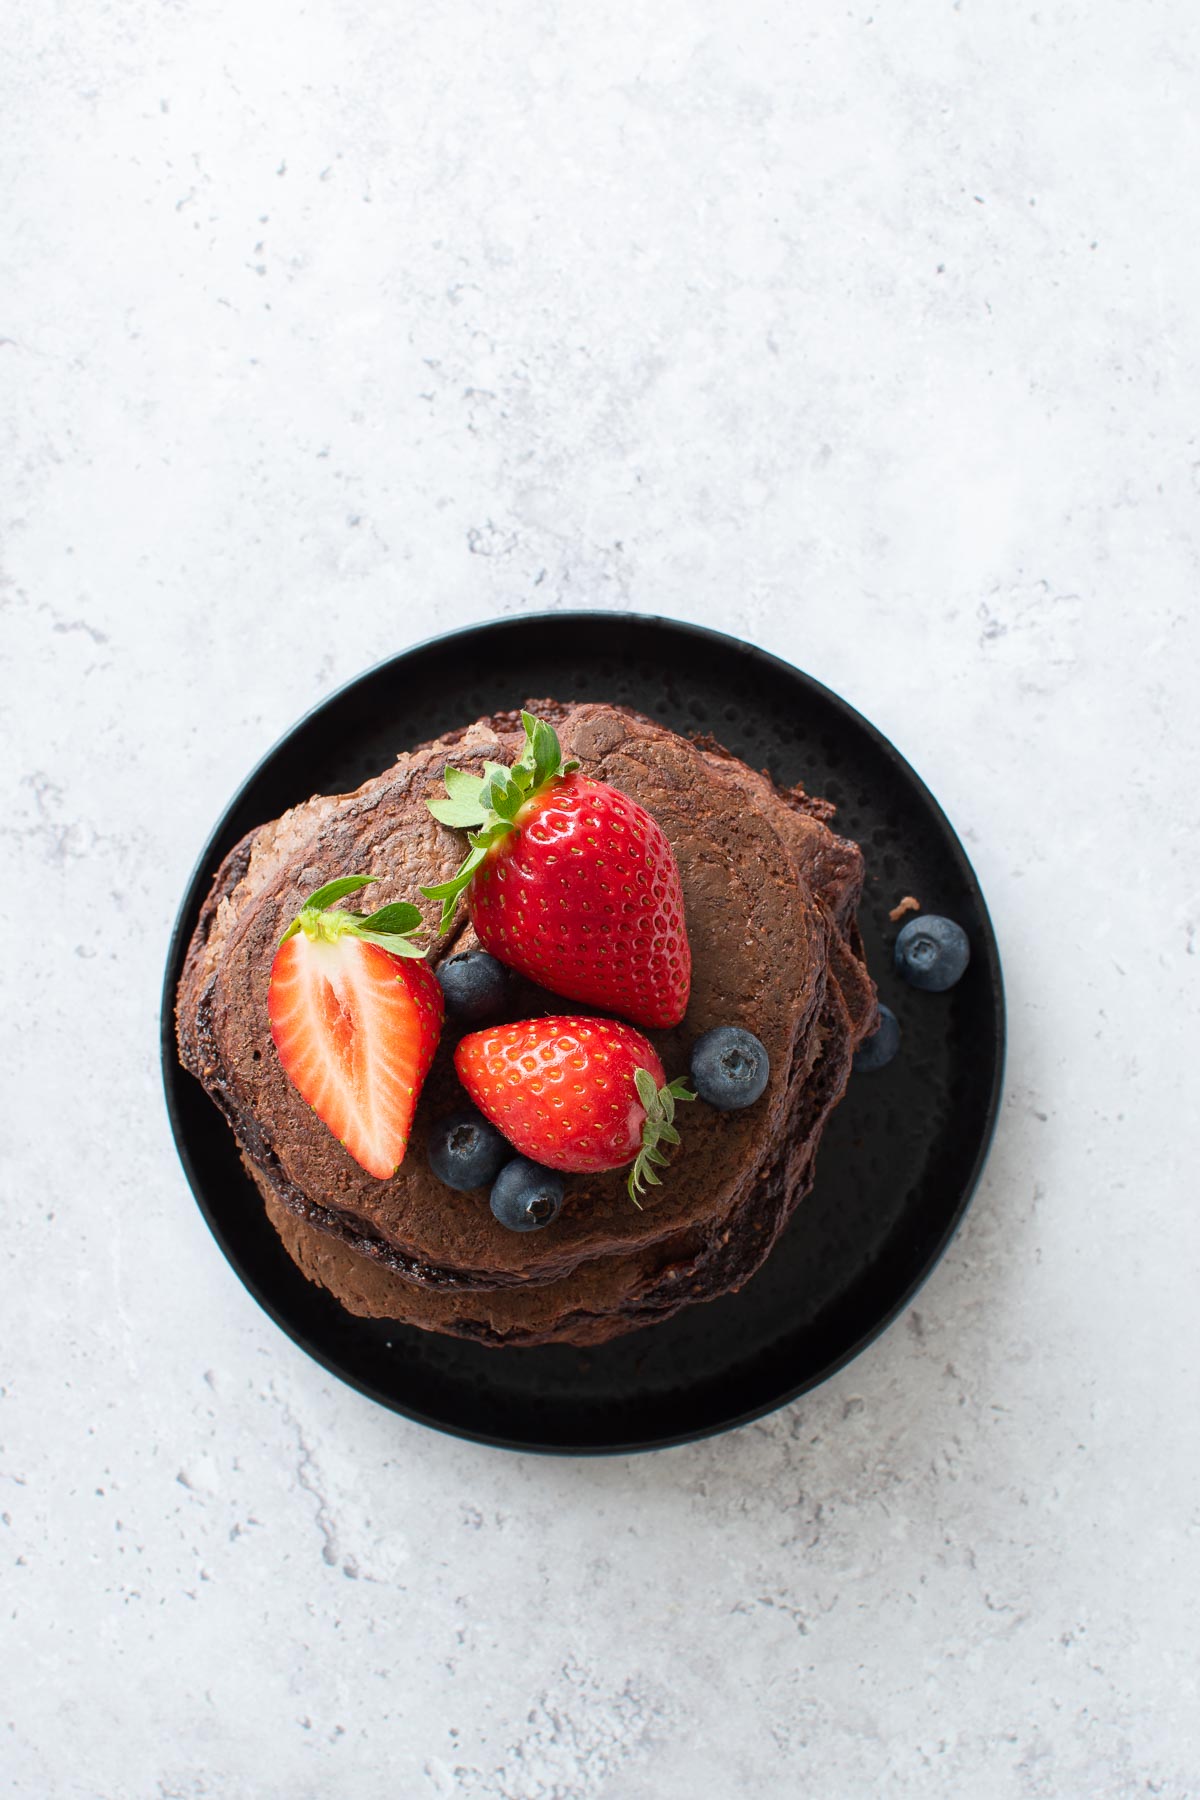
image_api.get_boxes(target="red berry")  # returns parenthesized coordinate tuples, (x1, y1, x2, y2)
(456, 1015, 693, 1205)
(267, 879, 442, 1179)
(423, 715, 691, 1029)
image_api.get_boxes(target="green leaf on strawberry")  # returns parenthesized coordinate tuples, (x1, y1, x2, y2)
(292, 873, 378, 917)
(360, 901, 424, 934)
(278, 876, 429, 958)
(445, 766, 489, 806)
(628, 1073, 696, 1207)
(426, 796, 490, 829)
(422, 712, 579, 933)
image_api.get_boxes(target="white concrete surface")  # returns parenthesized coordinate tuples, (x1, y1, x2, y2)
(2, 0, 1198, 1794)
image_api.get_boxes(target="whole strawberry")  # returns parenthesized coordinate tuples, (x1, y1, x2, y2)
(423, 712, 691, 1030)
(268, 876, 443, 1179)
(455, 1014, 694, 1205)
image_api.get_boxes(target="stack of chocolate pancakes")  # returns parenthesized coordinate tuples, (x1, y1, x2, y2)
(176, 701, 876, 1347)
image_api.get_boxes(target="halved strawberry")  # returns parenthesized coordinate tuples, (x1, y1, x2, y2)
(455, 1014, 694, 1205)
(267, 876, 443, 1179)
(421, 711, 691, 1030)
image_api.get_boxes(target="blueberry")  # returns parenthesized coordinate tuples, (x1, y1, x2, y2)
(853, 1003, 901, 1073)
(427, 1111, 510, 1192)
(489, 1157, 565, 1232)
(894, 915, 970, 992)
(690, 1026, 770, 1111)
(436, 950, 512, 1023)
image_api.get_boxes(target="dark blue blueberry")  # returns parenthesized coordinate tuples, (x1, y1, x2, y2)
(489, 1158, 565, 1232)
(427, 1111, 510, 1192)
(689, 1026, 770, 1111)
(853, 1003, 901, 1073)
(894, 915, 970, 992)
(436, 950, 513, 1023)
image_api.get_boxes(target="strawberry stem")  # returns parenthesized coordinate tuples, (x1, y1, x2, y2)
(421, 710, 580, 932)
(627, 1071, 696, 1208)
(279, 876, 429, 959)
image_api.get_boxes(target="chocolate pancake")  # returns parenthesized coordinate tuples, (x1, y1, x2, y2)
(176, 702, 875, 1345)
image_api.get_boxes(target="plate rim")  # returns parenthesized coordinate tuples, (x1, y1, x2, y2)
(160, 610, 1006, 1454)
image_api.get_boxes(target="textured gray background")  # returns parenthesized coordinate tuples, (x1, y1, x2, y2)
(2, 1, 1198, 1795)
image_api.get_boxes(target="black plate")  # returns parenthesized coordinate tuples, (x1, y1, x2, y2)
(162, 613, 1004, 1454)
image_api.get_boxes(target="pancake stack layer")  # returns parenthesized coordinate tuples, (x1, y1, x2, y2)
(176, 702, 876, 1346)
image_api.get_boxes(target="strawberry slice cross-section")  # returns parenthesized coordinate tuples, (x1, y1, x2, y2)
(267, 876, 443, 1180)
